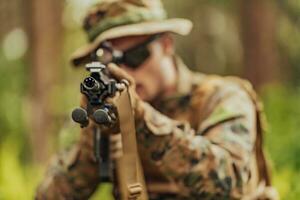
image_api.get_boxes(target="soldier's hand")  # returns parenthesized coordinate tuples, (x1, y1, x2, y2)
(107, 63, 136, 88)
(107, 63, 145, 118)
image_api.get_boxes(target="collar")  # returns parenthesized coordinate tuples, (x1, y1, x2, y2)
(175, 56, 198, 95)
(151, 56, 205, 111)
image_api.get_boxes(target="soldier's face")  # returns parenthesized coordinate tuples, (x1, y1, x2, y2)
(109, 34, 177, 101)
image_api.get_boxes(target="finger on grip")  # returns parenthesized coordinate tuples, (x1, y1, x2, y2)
(107, 63, 134, 85)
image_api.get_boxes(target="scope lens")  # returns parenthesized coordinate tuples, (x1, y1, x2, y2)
(84, 77, 96, 88)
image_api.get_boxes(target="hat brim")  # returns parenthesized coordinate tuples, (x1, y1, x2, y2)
(71, 18, 193, 66)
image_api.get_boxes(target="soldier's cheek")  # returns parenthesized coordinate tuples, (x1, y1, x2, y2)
(136, 83, 148, 101)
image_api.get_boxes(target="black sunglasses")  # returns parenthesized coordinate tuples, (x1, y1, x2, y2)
(92, 34, 161, 69)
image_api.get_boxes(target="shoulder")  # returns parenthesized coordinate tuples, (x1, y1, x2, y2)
(196, 74, 253, 94)
(191, 74, 257, 107)
(189, 74, 258, 131)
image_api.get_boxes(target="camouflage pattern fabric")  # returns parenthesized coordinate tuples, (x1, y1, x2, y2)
(84, 0, 167, 42)
(36, 57, 278, 200)
(35, 126, 99, 199)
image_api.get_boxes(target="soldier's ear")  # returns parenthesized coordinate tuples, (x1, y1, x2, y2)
(159, 33, 174, 56)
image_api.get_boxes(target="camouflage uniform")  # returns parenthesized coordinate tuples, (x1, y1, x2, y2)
(36, 0, 278, 199)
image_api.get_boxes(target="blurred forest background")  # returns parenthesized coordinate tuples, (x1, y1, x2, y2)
(1, 0, 300, 199)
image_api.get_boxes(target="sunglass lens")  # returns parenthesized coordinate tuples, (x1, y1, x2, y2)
(123, 46, 150, 69)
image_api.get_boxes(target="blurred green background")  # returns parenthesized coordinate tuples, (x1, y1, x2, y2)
(1, 0, 300, 199)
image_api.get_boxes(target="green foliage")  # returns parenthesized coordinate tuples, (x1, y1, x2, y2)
(90, 184, 114, 200)
(262, 85, 300, 199)
(278, 0, 300, 24)
(0, 139, 43, 200)
(0, 54, 28, 139)
(276, 0, 300, 86)
(0, 52, 39, 199)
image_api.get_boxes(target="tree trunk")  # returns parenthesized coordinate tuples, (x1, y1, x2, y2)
(240, 0, 279, 89)
(27, 0, 63, 163)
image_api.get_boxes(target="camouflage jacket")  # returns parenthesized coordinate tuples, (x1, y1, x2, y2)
(36, 58, 278, 200)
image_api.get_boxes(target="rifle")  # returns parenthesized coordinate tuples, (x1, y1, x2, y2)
(71, 62, 148, 200)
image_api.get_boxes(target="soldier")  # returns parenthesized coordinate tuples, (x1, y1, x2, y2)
(36, 0, 279, 199)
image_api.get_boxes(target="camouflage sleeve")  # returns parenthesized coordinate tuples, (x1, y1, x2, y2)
(35, 125, 100, 200)
(136, 80, 256, 198)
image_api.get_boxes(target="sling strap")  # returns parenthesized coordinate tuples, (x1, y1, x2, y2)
(114, 87, 148, 200)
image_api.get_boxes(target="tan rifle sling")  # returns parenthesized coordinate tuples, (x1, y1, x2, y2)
(114, 87, 148, 200)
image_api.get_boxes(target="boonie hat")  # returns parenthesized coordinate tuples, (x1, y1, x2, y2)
(71, 0, 193, 66)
